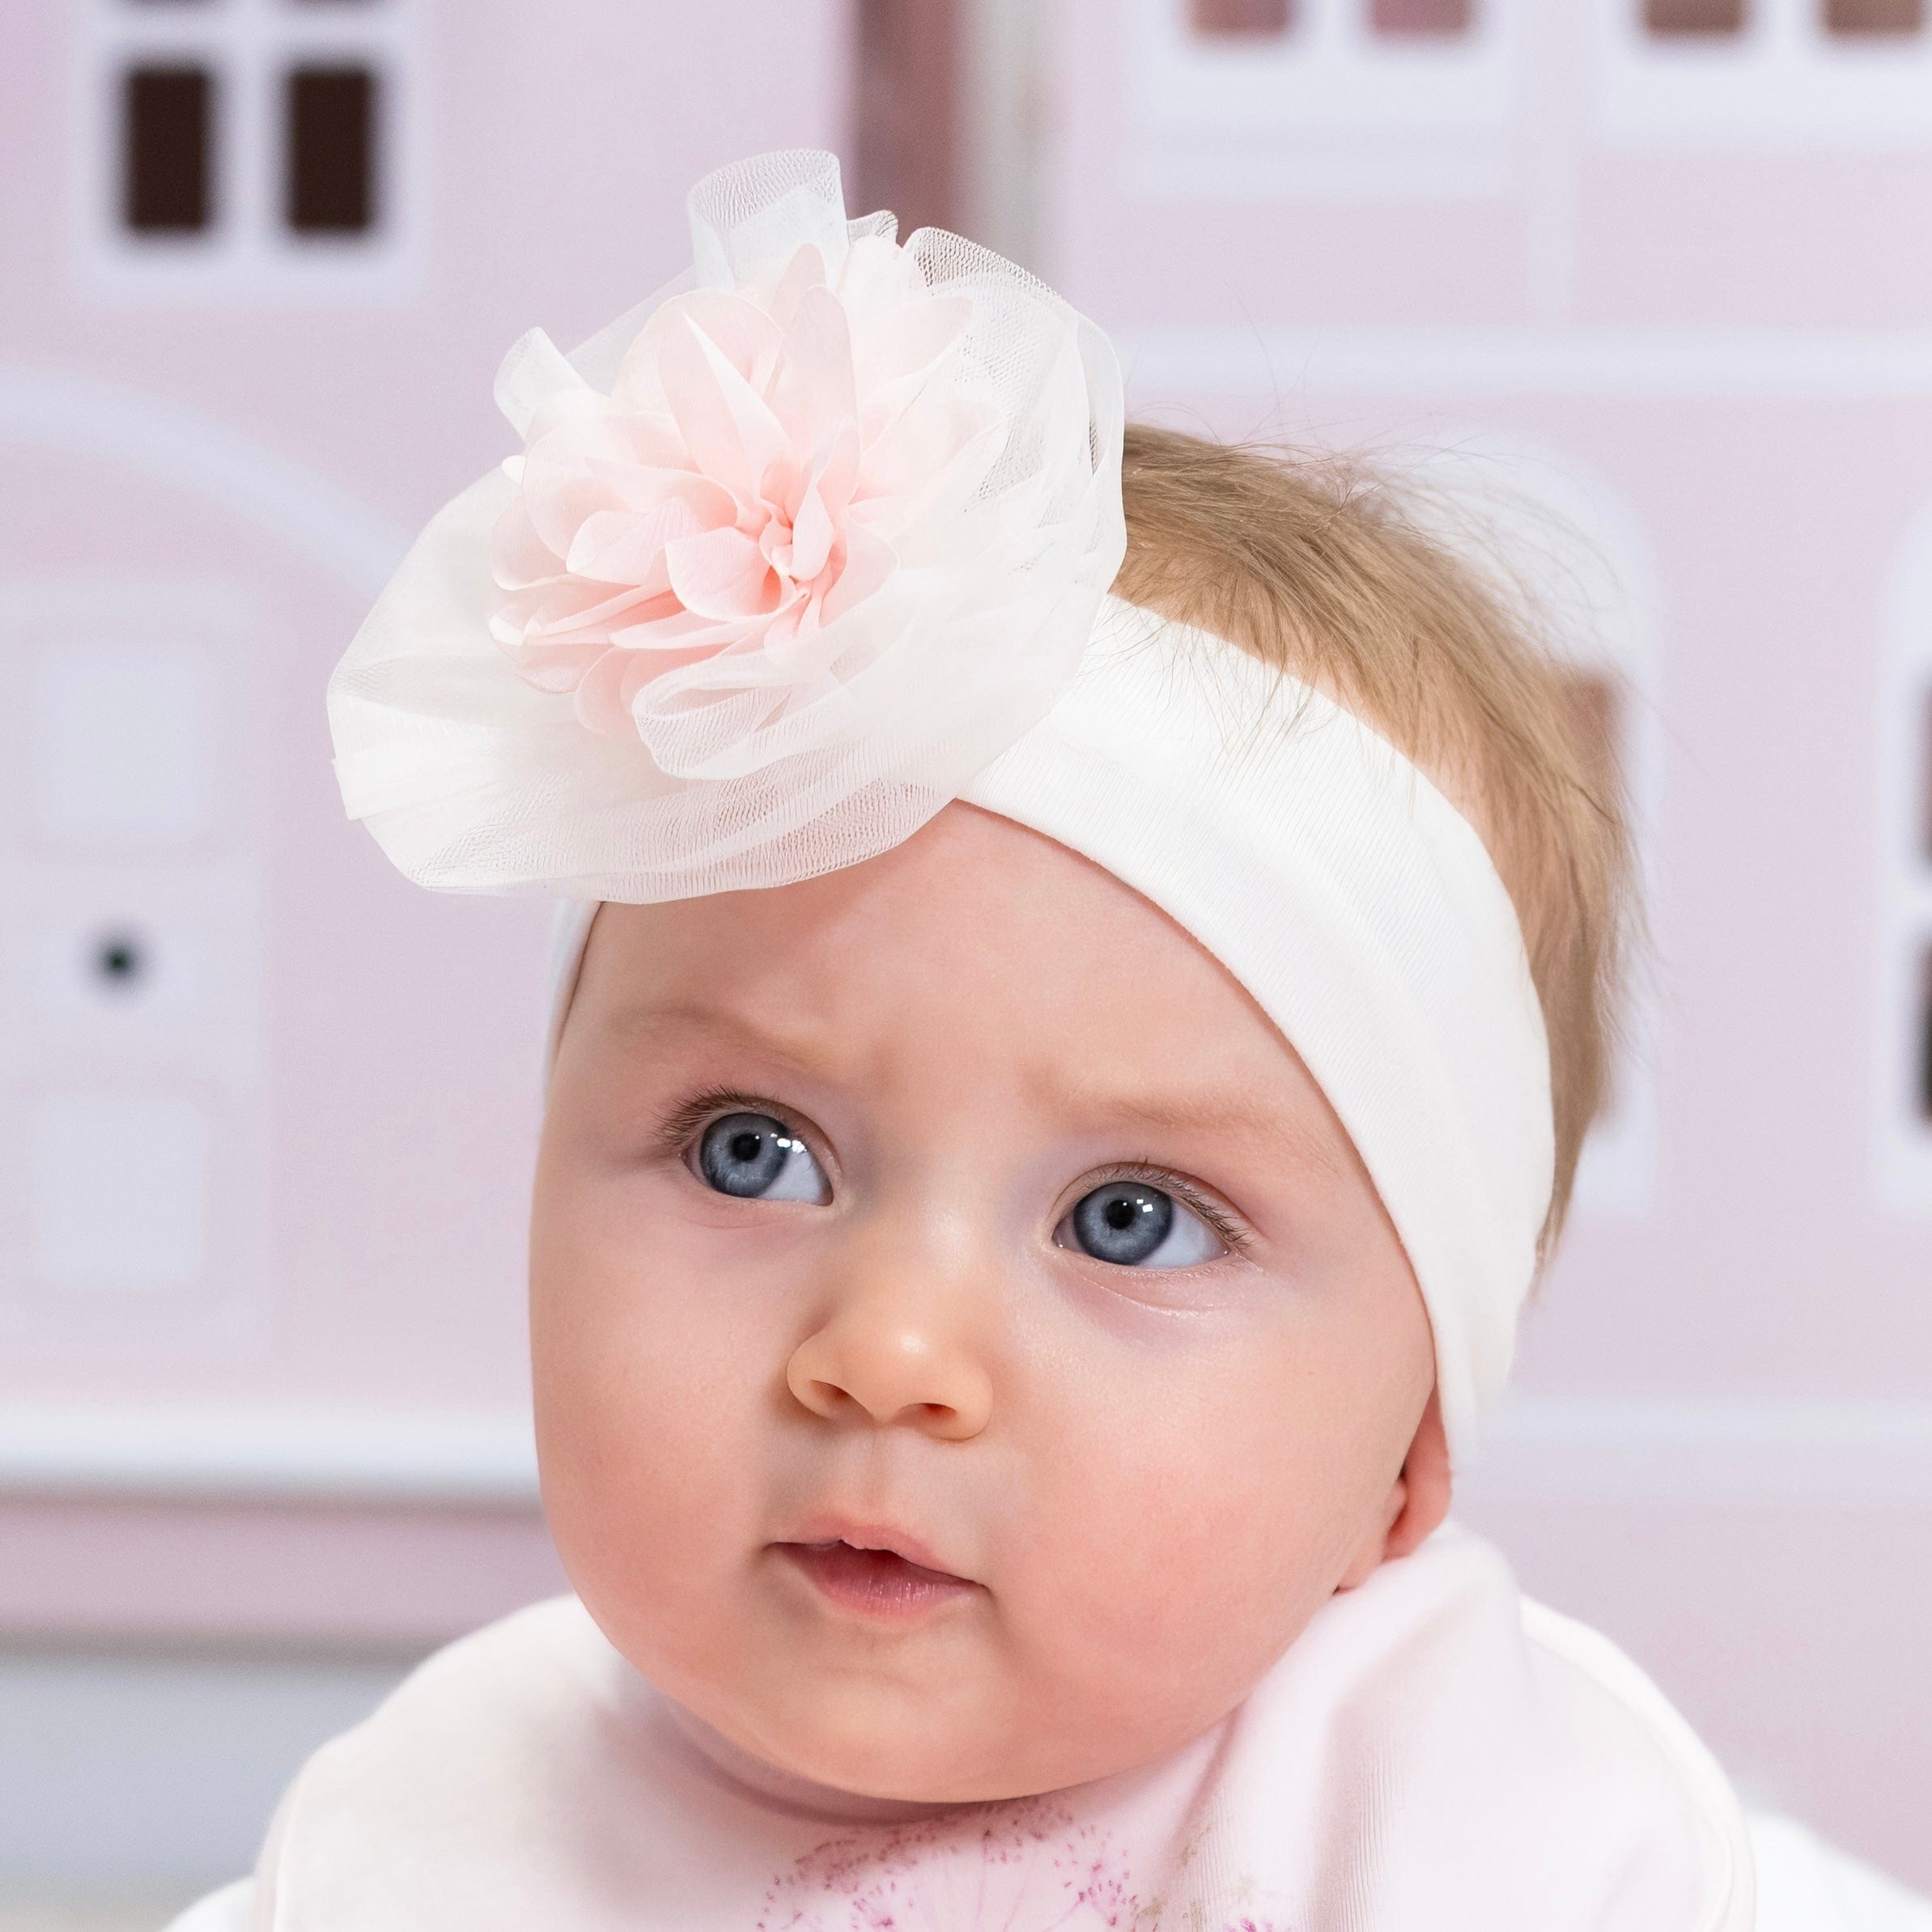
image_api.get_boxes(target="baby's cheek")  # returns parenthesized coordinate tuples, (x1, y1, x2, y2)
(533, 1213, 775, 1656)
(1021, 1348, 1354, 1737)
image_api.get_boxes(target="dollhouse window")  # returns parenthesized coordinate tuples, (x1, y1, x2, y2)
(1149, 0, 1514, 194)
(83, 0, 418, 297)
(1606, 0, 1932, 147)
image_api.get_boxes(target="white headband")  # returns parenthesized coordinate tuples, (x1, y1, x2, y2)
(329, 151, 1552, 1459)
(540, 599, 1554, 1454)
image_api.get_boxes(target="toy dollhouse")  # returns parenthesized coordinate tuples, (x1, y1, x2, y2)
(2, 0, 1930, 1892)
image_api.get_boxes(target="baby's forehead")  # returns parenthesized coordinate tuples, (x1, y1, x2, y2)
(576, 816, 1351, 1165)
(590, 805, 1270, 1038)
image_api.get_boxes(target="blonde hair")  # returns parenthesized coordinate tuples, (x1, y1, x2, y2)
(1115, 426, 1633, 1248)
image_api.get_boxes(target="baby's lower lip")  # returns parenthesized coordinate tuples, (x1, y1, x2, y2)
(775, 1540, 980, 1621)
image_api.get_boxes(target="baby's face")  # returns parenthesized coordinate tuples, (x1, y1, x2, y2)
(533, 805, 1438, 1802)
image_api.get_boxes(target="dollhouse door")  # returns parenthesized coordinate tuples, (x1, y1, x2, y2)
(0, 576, 267, 1340)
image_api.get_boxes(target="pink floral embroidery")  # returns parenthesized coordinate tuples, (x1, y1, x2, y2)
(755, 1798, 1139, 1932)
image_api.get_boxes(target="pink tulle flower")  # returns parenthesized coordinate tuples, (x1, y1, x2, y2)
(331, 151, 1123, 901)
(490, 234, 1004, 763)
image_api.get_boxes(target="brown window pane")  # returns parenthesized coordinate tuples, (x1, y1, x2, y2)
(285, 65, 376, 235)
(1826, 0, 1923, 32)
(1191, 0, 1292, 35)
(122, 66, 214, 233)
(1372, 0, 1474, 31)
(1645, 0, 1747, 32)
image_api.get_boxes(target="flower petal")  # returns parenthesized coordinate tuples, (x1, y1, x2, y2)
(851, 294, 971, 393)
(490, 497, 564, 592)
(610, 605, 754, 652)
(565, 499, 711, 586)
(664, 525, 779, 620)
(821, 521, 895, 625)
(769, 283, 857, 452)
(788, 476, 837, 584)
(615, 295, 780, 408)
(766, 241, 829, 332)
(657, 309, 790, 501)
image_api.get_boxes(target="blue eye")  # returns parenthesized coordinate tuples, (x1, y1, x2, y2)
(693, 1112, 830, 1204)
(1058, 1181, 1225, 1269)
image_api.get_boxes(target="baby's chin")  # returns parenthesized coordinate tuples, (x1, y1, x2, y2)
(672, 1668, 1057, 1806)
(657, 1646, 1241, 1808)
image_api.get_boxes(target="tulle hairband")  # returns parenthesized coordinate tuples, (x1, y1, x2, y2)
(329, 150, 1552, 1458)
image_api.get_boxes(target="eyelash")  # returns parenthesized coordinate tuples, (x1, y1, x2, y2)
(1077, 1159, 1253, 1259)
(656, 1091, 1250, 1259)
(653, 1086, 814, 1166)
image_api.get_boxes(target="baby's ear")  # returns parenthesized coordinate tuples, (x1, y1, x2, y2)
(1335, 1386, 1452, 1590)
(1383, 1386, 1452, 1563)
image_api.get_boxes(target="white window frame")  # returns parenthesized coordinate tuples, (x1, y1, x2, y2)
(72, 0, 426, 305)
(1875, 507, 1932, 1210)
(1596, 0, 1932, 151)
(1127, 0, 1525, 199)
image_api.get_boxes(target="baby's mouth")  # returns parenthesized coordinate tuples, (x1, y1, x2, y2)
(774, 1538, 981, 1622)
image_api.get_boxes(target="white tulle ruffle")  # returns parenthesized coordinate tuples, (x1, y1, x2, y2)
(328, 151, 1125, 901)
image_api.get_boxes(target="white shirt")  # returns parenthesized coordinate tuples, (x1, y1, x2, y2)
(166, 1525, 1931, 1932)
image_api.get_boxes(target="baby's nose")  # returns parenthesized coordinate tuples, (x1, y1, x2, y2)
(785, 1306, 993, 1441)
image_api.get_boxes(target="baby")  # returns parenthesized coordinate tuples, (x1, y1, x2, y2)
(169, 152, 1928, 1930)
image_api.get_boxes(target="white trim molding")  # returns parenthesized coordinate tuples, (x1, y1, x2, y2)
(1469, 1394, 1932, 1509)
(4, 1396, 1932, 1511)
(1122, 325, 1932, 402)
(0, 1403, 541, 1507)
(0, 367, 409, 595)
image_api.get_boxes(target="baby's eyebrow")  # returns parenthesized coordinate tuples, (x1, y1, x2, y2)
(1048, 1081, 1354, 1185)
(596, 998, 844, 1074)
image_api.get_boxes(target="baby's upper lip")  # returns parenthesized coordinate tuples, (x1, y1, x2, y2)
(774, 1514, 973, 1584)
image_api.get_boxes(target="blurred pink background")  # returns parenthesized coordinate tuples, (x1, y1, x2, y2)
(2, 0, 1929, 1902)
